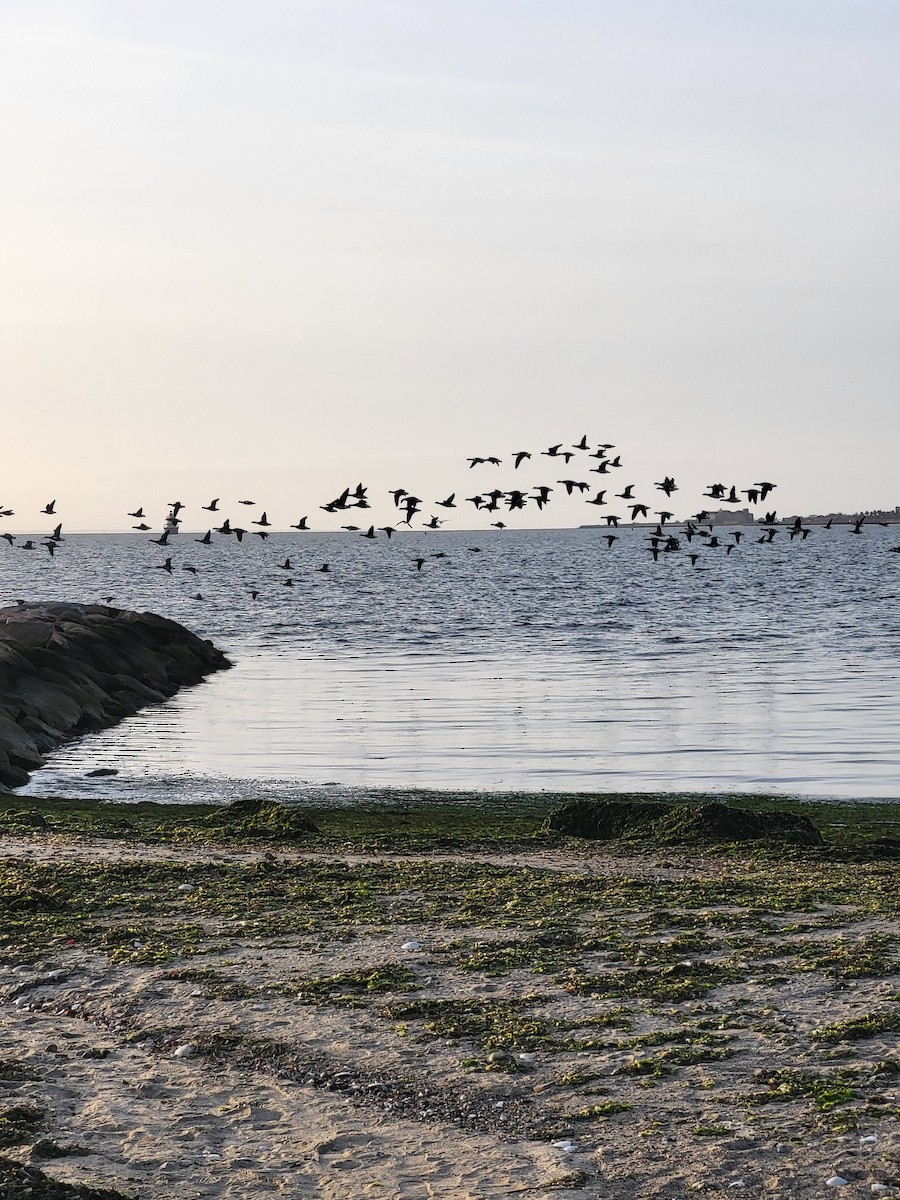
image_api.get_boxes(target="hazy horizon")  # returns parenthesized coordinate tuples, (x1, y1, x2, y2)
(2, 1, 898, 530)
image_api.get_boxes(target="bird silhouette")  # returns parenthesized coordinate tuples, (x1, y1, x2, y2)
(41, 501, 56, 515)
(196, 530, 212, 545)
(291, 517, 310, 530)
(202, 499, 220, 511)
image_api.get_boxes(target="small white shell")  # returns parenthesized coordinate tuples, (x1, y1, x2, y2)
(826, 1179, 849, 1189)
(173, 1043, 196, 1058)
(401, 940, 422, 952)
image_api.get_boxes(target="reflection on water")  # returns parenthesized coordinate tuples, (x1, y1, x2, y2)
(8, 527, 900, 803)
(20, 646, 900, 803)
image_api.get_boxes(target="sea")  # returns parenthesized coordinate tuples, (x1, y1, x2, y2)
(5, 526, 900, 806)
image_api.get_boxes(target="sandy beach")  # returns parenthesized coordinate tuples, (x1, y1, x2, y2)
(1, 800, 899, 1199)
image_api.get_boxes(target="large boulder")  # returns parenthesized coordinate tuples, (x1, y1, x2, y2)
(0, 602, 230, 789)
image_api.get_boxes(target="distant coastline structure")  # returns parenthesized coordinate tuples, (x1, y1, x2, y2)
(706, 508, 756, 526)
(785, 506, 900, 525)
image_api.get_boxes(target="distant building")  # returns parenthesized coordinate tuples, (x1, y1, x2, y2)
(705, 508, 757, 526)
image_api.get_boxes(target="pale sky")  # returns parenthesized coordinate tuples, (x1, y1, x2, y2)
(1, 1, 898, 530)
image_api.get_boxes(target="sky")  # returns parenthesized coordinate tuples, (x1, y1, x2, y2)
(1, 0, 898, 531)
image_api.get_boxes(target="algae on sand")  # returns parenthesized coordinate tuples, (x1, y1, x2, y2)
(202, 798, 319, 839)
(0, 1155, 131, 1199)
(544, 797, 823, 846)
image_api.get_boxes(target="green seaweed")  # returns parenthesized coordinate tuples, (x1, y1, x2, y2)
(0, 1104, 45, 1148)
(294, 963, 419, 1005)
(812, 1010, 900, 1043)
(746, 1068, 857, 1112)
(572, 1101, 633, 1119)
(0, 1155, 131, 1198)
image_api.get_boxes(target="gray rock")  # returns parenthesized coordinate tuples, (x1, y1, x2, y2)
(0, 603, 230, 790)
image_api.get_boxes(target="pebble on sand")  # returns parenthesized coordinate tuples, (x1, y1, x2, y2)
(401, 940, 422, 951)
(826, 1178, 849, 1188)
(174, 1044, 196, 1058)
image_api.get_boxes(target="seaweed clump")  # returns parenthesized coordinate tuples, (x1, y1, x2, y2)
(544, 797, 822, 846)
(202, 799, 319, 840)
(0, 1155, 131, 1199)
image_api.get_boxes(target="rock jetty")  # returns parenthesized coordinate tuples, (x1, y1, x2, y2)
(0, 602, 230, 789)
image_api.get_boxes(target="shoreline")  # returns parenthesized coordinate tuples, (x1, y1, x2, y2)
(1, 795, 898, 1198)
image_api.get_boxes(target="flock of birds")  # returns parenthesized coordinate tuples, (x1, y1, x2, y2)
(2, 436, 896, 603)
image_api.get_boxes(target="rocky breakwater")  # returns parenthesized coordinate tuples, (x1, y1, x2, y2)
(0, 602, 230, 789)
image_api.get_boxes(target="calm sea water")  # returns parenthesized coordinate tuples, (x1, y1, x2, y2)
(5, 526, 900, 804)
